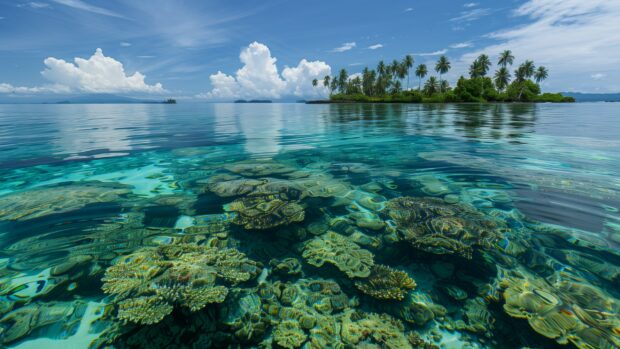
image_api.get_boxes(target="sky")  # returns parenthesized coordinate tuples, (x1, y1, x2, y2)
(0, 0, 619, 101)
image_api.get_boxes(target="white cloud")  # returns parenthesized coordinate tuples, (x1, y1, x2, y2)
(18, 2, 50, 9)
(51, 0, 125, 18)
(332, 42, 356, 53)
(416, 49, 448, 56)
(404, 8, 413, 12)
(450, 8, 491, 22)
(460, 0, 620, 92)
(200, 42, 331, 100)
(591, 73, 606, 80)
(120, 42, 131, 47)
(0, 83, 69, 94)
(368, 44, 383, 50)
(450, 42, 473, 49)
(0, 48, 164, 94)
(464, 2, 478, 8)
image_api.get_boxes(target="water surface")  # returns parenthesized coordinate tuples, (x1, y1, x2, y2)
(0, 103, 619, 348)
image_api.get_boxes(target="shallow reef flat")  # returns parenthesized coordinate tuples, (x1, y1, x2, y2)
(0, 114, 619, 348)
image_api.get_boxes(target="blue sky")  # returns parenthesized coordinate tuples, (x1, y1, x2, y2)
(1, 0, 619, 100)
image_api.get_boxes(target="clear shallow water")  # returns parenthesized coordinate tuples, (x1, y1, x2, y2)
(0, 103, 619, 348)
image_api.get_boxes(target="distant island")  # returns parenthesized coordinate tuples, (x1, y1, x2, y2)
(234, 99, 272, 103)
(309, 50, 574, 104)
(49, 94, 177, 104)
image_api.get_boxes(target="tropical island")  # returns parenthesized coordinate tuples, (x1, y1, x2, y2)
(310, 50, 574, 103)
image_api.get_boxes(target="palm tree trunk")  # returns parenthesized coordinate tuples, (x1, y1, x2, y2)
(418, 78, 421, 91)
(439, 73, 443, 93)
(407, 74, 410, 91)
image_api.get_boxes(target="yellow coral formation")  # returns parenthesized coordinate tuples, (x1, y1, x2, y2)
(355, 264, 416, 300)
(273, 320, 307, 349)
(340, 311, 412, 349)
(225, 195, 305, 230)
(493, 267, 620, 349)
(102, 243, 260, 324)
(302, 232, 374, 278)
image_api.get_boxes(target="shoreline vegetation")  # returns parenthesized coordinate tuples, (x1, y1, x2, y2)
(309, 50, 575, 104)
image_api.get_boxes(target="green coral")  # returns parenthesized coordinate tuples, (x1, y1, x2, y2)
(302, 232, 374, 278)
(225, 195, 305, 230)
(382, 197, 505, 259)
(340, 311, 412, 349)
(273, 320, 307, 348)
(102, 243, 261, 325)
(355, 264, 416, 301)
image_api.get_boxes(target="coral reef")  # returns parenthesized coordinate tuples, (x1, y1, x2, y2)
(355, 264, 416, 300)
(491, 267, 620, 349)
(382, 197, 505, 259)
(0, 182, 130, 221)
(302, 232, 374, 278)
(225, 195, 305, 230)
(102, 243, 261, 324)
(340, 310, 412, 349)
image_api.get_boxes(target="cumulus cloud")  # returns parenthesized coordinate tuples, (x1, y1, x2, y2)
(200, 42, 331, 100)
(0, 48, 164, 94)
(368, 44, 383, 50)
(332, 42, 356, 53)
(459, 0, 620, 92)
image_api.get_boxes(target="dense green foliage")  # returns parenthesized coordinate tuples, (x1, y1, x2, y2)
(315, 50, 572, 103)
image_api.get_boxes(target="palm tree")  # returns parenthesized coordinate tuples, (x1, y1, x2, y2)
(391, 59, 401, 83)
(330, 78, 338, 95)
(435, 55, 451, 93)
(494, 67, 511, 92)
(323, 75, 332, 96)
(377, 60, 386, 77)
(337, 69, 349, 93)
(522, 60, 536, 79)
(469, 60, 484, 78)
(498, 50, 515, 68)
(534, 66, 548, 84)
(424, 76, 439, 96)
(403, 55, 414, 90)
(477, 54, 491, 76)
(391, 80, 402, 95)
(514, 65, 526, 83)
(440, 80, 449, 93)
(312, 79, 318, 88)
(415, 64, 428, 91)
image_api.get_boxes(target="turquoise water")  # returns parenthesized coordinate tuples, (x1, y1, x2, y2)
(0, 103, 619, 348)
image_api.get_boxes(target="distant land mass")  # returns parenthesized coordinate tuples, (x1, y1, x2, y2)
(49, 94, 176, 104)
(561, 92, 620, 102)
(234, 99, 272, 103)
